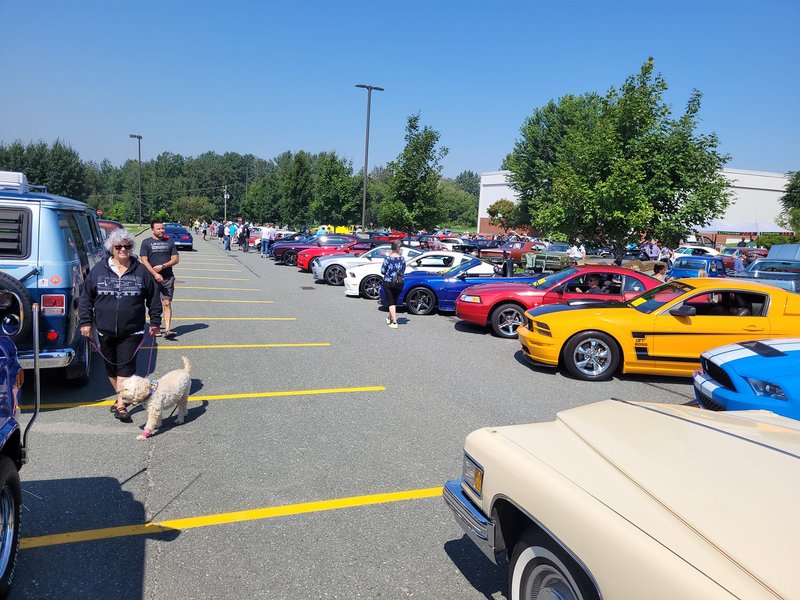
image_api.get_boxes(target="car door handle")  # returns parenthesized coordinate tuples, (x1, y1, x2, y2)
(743, 325, 764, 332)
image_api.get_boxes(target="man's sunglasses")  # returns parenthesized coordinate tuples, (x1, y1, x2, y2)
(114, 244, 134, 250)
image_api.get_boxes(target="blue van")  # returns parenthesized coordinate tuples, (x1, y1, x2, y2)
(666, 255, 726, 280)
(0, 171, 105, 385)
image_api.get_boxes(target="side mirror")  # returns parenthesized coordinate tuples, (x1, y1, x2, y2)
(457, 271, 467, 280)
(670, 305, 696, 317)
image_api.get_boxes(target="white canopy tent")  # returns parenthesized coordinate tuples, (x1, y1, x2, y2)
(698, 218, 792, 235)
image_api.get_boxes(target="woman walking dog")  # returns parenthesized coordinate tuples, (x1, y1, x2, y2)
(79, 228, 162, 422)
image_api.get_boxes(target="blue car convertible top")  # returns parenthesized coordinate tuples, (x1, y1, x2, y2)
(694, 338, 800, 420)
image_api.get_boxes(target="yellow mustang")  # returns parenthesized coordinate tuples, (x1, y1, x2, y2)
(517, 278, 800, 380)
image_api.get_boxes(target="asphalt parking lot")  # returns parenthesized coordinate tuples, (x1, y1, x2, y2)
(11, 236, 695, 599)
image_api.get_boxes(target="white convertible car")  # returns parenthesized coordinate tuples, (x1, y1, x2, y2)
(444, 400, 800, 599)
(311, 245, 423, 286)
(344, 251, 493, 299)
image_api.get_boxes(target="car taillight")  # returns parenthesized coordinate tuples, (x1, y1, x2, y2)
(41, 294, 66, 316)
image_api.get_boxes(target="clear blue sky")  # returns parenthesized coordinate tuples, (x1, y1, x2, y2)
(2, 0, 798, 178)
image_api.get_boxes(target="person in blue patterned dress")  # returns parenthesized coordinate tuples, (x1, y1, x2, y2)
(380, 240, 407, 329)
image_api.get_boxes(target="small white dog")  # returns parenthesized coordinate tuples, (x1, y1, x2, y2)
(118, 356, 192, 440)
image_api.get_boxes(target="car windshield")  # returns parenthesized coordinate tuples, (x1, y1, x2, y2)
(529, 268, 578, 289)
(721, 248, 737, 255)
(627, 281, 693, 314)
(441, 259, 484, 276)
(546, 243, 570, 253)
(747, 260, 800, 274)
(673, 259, 708, 270)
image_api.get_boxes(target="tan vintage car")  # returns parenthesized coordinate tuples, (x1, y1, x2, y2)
(443, 400, 800, 599)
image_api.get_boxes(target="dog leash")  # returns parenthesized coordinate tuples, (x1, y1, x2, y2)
(87, 331, 154, 371)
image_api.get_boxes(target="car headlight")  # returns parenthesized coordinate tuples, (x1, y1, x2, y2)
(462, 453, 484, 497)
(460, 294, 481, 303)
(746, 378, 787, 401)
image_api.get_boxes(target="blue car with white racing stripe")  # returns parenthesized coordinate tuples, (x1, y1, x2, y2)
(694, 338, 800, 419)
(380, 257, 541, 315)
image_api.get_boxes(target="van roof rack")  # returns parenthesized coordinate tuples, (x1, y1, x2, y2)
(0, 171, 48, 194)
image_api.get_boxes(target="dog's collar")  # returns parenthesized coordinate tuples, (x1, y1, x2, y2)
(145, 380, 159, 399)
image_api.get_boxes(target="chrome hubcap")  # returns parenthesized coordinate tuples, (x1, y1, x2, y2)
(327, 267, 344, 285)
(364, 278, 381, 299)
(0, 485, 16, 575)
(573, 339, 611, 376)
(498, 308, 523, 335)
(524, 564, 577, 599)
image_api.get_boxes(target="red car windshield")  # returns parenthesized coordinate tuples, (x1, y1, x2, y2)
(529, 269, 578, 289)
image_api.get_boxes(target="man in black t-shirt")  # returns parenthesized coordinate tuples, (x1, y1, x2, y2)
(140, 221, 180, 339)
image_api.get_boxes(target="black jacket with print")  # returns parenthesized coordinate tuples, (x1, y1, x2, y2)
(79, 257, 162, 336)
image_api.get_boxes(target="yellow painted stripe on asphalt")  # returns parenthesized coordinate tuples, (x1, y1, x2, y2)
(171, 317, 296, 321)
(177, 268, 241, 272)
(20, 486, 441, 549)
(176, 276, 250, 281)
(144, 343, 329, 350)
(175, 286, 260, 291)
(20, 385, 385, 410)
(173, 299, 273, 303)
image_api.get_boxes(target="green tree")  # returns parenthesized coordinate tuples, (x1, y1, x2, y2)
(0, 139, 89, 200)
(453, 170, 480, 198)
(172, 195, 215, 225)
(279, 151, 313, 227)
(384, 114, 448, 231)
(505, 58, 729, 255)
(310, 152, 359, 224)
(486, 199, 518, 232)
(439, 179, 478, 230)
(779, 171, 800, 232)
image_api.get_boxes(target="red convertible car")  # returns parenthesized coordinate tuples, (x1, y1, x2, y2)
(297, 240, 381, 271)
(455, 265, 661, 338)
(272, 234, 358, 265)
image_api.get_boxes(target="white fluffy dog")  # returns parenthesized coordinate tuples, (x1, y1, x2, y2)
(118, 356, 192, 440)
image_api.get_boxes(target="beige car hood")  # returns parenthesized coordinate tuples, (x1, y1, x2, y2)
(497, 401, 800, 597)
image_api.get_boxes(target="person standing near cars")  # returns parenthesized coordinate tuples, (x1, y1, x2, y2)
(140, 220, 180, 340)
(380, 240, 407, 329)
(79, 228, 162, 422)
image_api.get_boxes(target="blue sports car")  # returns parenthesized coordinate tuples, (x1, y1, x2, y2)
(694, 338, 800, 420)
(380, 258, 541, 315)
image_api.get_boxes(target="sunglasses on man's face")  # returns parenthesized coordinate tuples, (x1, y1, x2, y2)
(114, 244, 134, 250)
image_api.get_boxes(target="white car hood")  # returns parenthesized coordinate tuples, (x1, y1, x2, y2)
(497, 401, 800, 597)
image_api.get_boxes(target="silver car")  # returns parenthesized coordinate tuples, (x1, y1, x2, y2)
(311, 245, 423, 286)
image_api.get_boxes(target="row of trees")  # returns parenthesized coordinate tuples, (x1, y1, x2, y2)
(0, 117, 479, 231)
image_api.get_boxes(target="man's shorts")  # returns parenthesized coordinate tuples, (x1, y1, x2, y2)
(158, 276, 176, 300)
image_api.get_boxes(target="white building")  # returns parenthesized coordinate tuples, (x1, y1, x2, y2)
(477, 168, 790, 235)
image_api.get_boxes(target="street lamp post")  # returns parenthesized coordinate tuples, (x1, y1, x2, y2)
(129, 134, 143, 225)
(355, 84, 384, 229)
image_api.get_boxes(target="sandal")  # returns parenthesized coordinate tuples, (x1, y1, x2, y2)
(164, 330, 177, 340)
(114, 406, 133, 423)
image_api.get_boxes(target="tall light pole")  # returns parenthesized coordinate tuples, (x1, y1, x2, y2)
(129, 134, 143, 225)
(355, 84, 383, 229)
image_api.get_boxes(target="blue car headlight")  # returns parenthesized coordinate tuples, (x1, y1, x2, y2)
(746, 378, 787, 401)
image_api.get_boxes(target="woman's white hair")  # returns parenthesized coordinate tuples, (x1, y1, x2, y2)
(105, 228, 137, 252)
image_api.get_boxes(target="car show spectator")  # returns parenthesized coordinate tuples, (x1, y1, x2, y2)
(140, 220, 180, 340)
(737, 237, 747, 247)
(380, 240, 407, 329)
(79, 228, 162, 423)
(653, 264, 667, 281)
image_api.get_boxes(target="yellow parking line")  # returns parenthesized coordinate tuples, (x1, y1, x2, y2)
(177, 276, 250, 281)
(173, 299, 272, 303)
(144, 343, 328, 349)
(177, 268, 241, 272)
(171, 317, 296, 321)
(20, 385, 385, 410)
(20, 486, 441, 549)
(175, 286, 260, 291)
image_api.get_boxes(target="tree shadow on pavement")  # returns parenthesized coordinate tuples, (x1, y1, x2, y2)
(443, 535, 508, 599)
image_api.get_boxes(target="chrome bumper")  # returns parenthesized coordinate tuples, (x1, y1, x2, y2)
(443, 479, 497, 563)
(18, 348, 75, 369)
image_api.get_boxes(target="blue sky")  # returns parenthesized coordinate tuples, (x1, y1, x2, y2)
(2, 0, 798, 178)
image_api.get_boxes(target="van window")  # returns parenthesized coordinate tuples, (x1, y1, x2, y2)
(73, 212, 96, 256)
(0, 208, 32, 259)
(84, 214, 102, 248)
(58, 212, 88, 270)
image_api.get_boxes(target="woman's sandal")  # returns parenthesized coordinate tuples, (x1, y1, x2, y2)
(164, 330, 177, 340)
(114, 406, 133, 423)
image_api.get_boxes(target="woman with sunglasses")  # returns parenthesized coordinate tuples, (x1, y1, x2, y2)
(78, 228, 162, 422)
